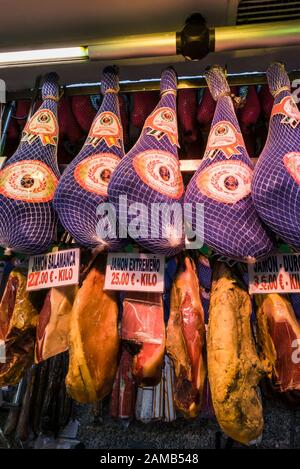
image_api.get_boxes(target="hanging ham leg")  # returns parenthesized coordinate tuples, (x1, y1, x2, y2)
(0, 270, 38, 386)
(208, 262, 266, 444)
(66, 255, 119, 403)
(255, 293, 300, 392)
(166, 256, 206, 418)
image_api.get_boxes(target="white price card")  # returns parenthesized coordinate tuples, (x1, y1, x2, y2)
(104, 252, 165, 293)
(248, 253, 300, 294)
(26, 248, 80, 291)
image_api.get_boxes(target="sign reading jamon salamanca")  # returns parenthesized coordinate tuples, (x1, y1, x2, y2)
(26, 248, 80, 291)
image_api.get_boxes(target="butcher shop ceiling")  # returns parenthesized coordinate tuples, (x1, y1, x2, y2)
(0, 0, 300, 91)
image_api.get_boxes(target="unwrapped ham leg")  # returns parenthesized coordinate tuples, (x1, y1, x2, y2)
(66, 256, 119, 403)
(122, 292, 165, 386)
(166, 256, 206, 418)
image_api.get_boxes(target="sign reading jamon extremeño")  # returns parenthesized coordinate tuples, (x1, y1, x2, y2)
(104, 252, 165, 292)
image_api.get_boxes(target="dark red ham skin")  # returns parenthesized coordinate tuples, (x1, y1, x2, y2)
(178, 89, 198, 143)
(110, 349, 136, 419)
(267, 313, 300, 392)
(238, 86, 261, 157)
(71, 95, 97, 134)
(15, 100, 31, 130)
(197, 88, 216, 127)
(58, 96, 83, 143)
(259, 84, 274, 121)
(131, 91, 159, 130)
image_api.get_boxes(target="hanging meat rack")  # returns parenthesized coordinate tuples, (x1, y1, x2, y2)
(1, 15, 300, 170)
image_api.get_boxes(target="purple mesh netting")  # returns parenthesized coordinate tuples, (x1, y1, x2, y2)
(184, 66, 273, 262)
(252, 62, 300, 249)
(108, 67, 185, 256)
(53, 67, 125, 250)
(0, 73, 60, 254)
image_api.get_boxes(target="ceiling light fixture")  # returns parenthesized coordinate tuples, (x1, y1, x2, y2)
(0, 46, 88, 67)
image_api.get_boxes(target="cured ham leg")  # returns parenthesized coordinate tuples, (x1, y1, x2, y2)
(255, 293, 300, 392)
(166, 256, 206, 418)
(0, 270, 38, 386)
(35, 285, 77, 363)
(0, 73, 61, 254)
(185, 65, 273, 262)
(252, 62, 300, 249)
(208, 262, 266, 444)
(122, 292, 165, 386)
(66, 256, 119, 403)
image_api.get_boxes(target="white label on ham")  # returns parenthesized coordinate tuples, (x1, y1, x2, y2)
(205, 121, 245, 159)
(248, 253, 300, 294)
(145, 107, 179, 146)
(104, 252, 165, 292)
(21, 109, 58, 146)
(85, 111, 123, 148)
(0, 160, 58, 202)
(133, 150, 184, 199)
(271, 96, 300, 128)
(27, 248, 80, 291)
(196, 160, 252, 204)
(74, 153, 121, 196)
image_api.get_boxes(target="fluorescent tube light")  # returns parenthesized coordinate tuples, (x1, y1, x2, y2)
(0, 47, 88, 67)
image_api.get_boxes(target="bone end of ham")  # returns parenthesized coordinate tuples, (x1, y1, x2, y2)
(122, 292, 165, 387)
(66, 257, 119, 403)
(132, 341, 165, 386)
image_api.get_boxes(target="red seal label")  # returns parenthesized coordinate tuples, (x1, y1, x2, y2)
(0, 160, 58, 202)
(205, 121, 245, 159)
(86, 112, 123, 148)
(22, 109, 58, 146)
(272, 96, 300, 128)
(133, 150, 184, 199)
(74, 153, 121, 196)
(144, 107, 179, 146)
(196, 160, 252, 204)
(283, 152, 300, 185)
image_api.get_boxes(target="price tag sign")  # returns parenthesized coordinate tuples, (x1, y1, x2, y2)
(248, 253, 300, 294)
(26, 248, 80, 291)
(104, 252, 165, 293)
